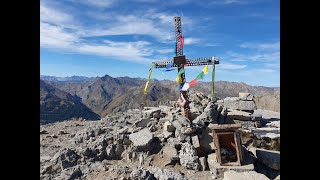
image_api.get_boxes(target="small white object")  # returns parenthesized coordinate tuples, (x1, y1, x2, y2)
(182, 83, 190, 91)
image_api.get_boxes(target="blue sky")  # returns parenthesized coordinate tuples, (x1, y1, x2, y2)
(40, 0, 280, 87)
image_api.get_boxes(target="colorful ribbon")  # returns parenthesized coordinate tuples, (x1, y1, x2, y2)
(143, 64, 154, 94)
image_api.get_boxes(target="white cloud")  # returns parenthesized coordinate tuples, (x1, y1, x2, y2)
(209, 0, 248, 5)
(68, 0, 116, 8)
(40, 3, 73, 25)
(184, 38, 201, 45)
(240, 41, 280, 50)
(256, 69, 276, 73)
(218, 63, 247, 70)
(157, 49, 174, 54)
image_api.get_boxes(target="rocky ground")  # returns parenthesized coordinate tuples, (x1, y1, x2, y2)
(40, 92, 280, 180)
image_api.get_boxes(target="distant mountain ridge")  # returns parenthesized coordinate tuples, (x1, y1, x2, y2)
(40, 80, 100, 124)
(40, 75, 97, 83)
(40, 74, 280, 123)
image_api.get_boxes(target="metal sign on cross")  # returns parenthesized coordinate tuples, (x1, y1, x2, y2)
(145, 16, 219, 119)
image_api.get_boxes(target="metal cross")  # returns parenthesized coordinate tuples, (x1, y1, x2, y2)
(151, 16, 219, 119)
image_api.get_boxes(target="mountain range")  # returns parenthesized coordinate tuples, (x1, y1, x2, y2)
(40, 75, 280, 123)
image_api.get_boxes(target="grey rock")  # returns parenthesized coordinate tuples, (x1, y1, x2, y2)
(143, 107, 161, 119)
(191, 135, 200, 149)
(254, 148, 280, 170)
(161, 145, 179, 166)
(239, 92, 254, 101)
(167, 138, 182, 149)
(199, 127, 215, 154)
(233, 120, 256, 129)
(149, 167, 186, 180)
(199, 157, 208, 171)
(179, 143, 200, 171)
(130, 168, 155, 180)
(224, 170, 269, 180)
(134, 118, 150, 128)
(129, 128, 154, 151)
(251, 114, 262, 121)
(163, 121, 176, 132)
(162, 130, 174, 139)
(227, 109, 252, 121)
(59, 149, 80, 170)
(172, 120, 183, 130)
(237, 101, 256, 111)
(59, 165, 83, 180)
(118, 127, 129, 134)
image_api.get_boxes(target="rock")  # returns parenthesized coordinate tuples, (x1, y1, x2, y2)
(224, 170, 269, 180)
(159, 117, 170, 124)
(164, 121, 176, 132)
(59, 149, 80, 170)
(51, 134, 58, 138)
(162, 130, 174, 139)
(105, 144, 124, 160)
(59, 165, 83, 180)
(148, 124, 157, 132)
(203, 101, 218, 123)
(161, 145, 179, 166)
(119, 127, 129, 134)
(167, 138, 182, 149)
(129, 128, 154, 151)
(223, 97, 256, 111)
(274, 175, 280, 180)
(180, 127, 195, 135)
(251, 127, 280, 139)
(143, 107, 161, 119)
(251, 114, 262, 121)
(199, 157, 208, 171)
(149, 167, 186, 180)
(176, 115, 191, 126)
(179, 143, 200, 171)
(172, 120, 183, 130)
(159, 105, 171, 114)
(41, 165, 52, 175)
(134, 118, 150, 128)
(227, 109, 252, 121)
(191, 135, 200, 149)
(175, 129, 190, 143)
(207, 153, 216, 172)
(254, 148, 280, 170)
(233, 120, 256, 129)
(40, 130, 48, 134)
(239, 93, 254, 101)
(130, 168, 155, 180)
(199, 127, 215, 155)
(237, 101, 256, 111)
(40, 156, 52, 163)
(59, 130, 67, 135)
(266, 121, 280, 128)
(139, 153, 144, 166)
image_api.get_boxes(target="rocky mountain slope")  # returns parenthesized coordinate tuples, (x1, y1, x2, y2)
(40, 92, 280, 180)
(40, 80, 100, 124)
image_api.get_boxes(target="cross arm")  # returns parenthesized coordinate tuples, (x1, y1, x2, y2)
(152, 56, 220, 68)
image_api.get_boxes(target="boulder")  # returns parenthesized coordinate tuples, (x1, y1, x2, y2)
(199, 127, 215, 154)
(129, 128, 154, 151)
(251, 114, 262, 121)
(161, 145, 179, 166)
(227, 109, 252, 121)
(239, 93, 254, 101)
(134, 118, 150, 128)
(163, 121, 176, 132)
(224, 170, 269, 180)
(253, 148, 280, 170)
(237, 101, 256, 111)
(179, 143, 200, 171)
(143, 108, 161, 119)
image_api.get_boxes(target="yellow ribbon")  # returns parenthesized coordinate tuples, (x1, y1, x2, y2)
(144, 64, 154, 94)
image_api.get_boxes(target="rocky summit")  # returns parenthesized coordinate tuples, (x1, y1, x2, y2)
(40, 92, 280, 180)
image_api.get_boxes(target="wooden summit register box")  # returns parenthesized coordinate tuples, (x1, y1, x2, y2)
(209, 124, 243, 166)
